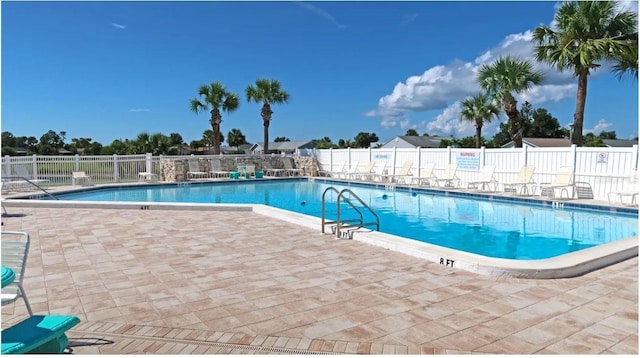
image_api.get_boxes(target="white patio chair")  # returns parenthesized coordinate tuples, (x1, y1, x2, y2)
(608, 170, 639, 205)
(386, 161, 413, 184)
(502, 165, 536, 195)
(209, 158, 230, 178)
(282, 157, 302, 176)
(14, 166, 49, 189)
(435, 163, 459, 188)
(262, 162, 286, 177)
(187, 159, 207, 180)
(361, 161, 387, 182)
(467, 165, 497, 192)
(1, 231, 33, 316)
(72, 171, 93, 186)
(410, 163, 436, 186)
(538, 166, 575, 199)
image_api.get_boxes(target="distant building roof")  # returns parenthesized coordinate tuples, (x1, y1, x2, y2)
(251, 140, 316, 152)
(383, 136, 443, 148)
(602, 139, 638, 147)
(502, 137, 571, 148)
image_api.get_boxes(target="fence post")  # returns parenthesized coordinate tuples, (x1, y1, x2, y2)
(368, 146, 372, 163)
(480, 146, 486, 168)
(4, 155, 11, 176)
(74, 154, 80, 171)
(348, 148, 352, 169)
(415, 147, 421, 176)
(146, 153, 152, 173)
(158, 154, 163, 175)
(570, 144, 577, 171)
(113, 154, 119, 183)
(447, 146, 452, 164)
(522, 145, 528, 167)
(632, 144, 639, 170)
(32, 154, 38, 180)
(329, 148, 333, 173)
(392, 147, 397, 175)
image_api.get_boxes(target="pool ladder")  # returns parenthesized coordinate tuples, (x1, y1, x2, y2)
(321, 187, 380, 239)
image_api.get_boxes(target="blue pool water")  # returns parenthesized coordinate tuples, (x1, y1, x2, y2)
(48, 180, 638, 260)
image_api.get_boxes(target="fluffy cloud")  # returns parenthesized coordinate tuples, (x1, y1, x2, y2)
(585, 119, 613, 134)
(366, 1, 636, 137)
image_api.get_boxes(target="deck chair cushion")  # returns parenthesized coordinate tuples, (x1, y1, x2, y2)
(1, 315, 80, 354)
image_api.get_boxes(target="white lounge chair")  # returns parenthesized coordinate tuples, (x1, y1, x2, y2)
(262, 162, 286, 177)
(357, 161, 376, 181)
(282, 157, 302, 176)
(467, 165, 497, 192)
(187, 159, 207, 180)
(341, 161, 360, 180)
(72, 171, 93, 186)
(209, 158, 230, 178)
(502, 165, 536, 195)
(410, 163, 436, 186)
(329, 161, 347, 178)
(435, 163, 459, 188)
(14, 166, 49, 189)
(361, 161, 387, 182)
(386, 161, 413, 184)
(538, 166, 575, 199)
(1, 231, 33, 316)
(608, 170, 639, 205)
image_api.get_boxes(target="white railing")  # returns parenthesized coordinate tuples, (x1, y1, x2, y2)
(316, 145, 639, 201)
(0, 153, 298, 186)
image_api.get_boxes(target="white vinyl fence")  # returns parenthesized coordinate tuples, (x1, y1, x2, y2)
(316, 145, 639, 201)
(2, 146, 638, 202)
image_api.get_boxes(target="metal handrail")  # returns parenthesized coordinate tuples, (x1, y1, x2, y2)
(321, 186, 380, 238)
(2, 176, 58, 200)
(337, 189, 380, 238)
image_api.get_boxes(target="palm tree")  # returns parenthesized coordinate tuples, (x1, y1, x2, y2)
(612, 34, 638, 81)
(190, 82, 239, 155)
(532, 1, 637, 146)
(245, 79, 290, 154)
(227, 128, 247, 150)
(459, 93, 500, 148)
(477, 56, 544, 148)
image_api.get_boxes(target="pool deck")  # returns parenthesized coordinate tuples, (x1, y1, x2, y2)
(1, 180, 638, 354)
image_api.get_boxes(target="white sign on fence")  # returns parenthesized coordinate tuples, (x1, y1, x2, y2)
(455, 151, 480, 170)
(597, 152, 608, 164)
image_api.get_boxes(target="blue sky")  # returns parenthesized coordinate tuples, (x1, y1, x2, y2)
(2, 1, 639, 147)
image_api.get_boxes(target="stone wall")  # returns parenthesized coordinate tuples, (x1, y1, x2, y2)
(160, 156, 322, 182)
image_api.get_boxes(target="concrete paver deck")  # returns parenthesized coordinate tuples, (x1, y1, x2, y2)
(1, 206, 637, 354)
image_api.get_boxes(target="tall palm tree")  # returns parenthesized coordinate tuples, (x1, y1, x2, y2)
(459, 92, 501, 148)
(532, 1, 637, 146)
(190, 82, 239, 155)
(245, 79, 290, 154)
(477, 56, 544, 148)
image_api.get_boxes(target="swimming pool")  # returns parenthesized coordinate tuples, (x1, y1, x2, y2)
(41, 179, 638, 261)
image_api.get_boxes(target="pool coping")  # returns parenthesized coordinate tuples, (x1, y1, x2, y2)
(4, 196, 638, 279)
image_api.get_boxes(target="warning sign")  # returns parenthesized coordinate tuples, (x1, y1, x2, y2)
(597, 152, 608, 164)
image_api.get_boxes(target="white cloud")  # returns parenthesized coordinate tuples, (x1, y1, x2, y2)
(424, 101, 476, 136)
(129, 108, 150, 112)
(366, 2, 634, 138)
(585, 119, 613, 134)
(111, 23, 126, 30)
(294, 2, 346, 29)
